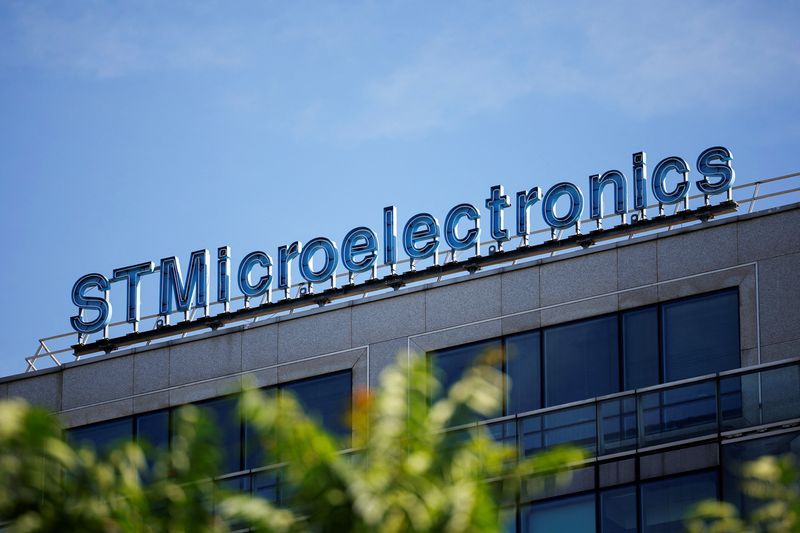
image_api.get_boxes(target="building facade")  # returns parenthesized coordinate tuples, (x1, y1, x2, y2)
(3, 202, 800, 531)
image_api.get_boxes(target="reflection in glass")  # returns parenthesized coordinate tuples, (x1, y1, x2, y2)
(522, 493, 596, 533)
(67, 417, 133, 457)
(601, 485, 637, 533)
(662, 290, 739, 381)
(283, 371, 352, 442)
(622, 307, 659, 389)
(640, 470, 718, 532)
(544, 315, 619, 406)
(197, 396, 241, 474)
(505, 331, 541, 414)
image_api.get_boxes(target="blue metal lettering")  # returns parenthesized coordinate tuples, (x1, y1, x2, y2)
(112, 261, 155, 327)
(515, 187, 542, 239)
(159, 250, 210, 318)
(633, 152, 648, 216)
(217, 246, 231, 311)
(590, 170, 627, 227)
(542, 182, 584, 230)
(70, 273, 112, 335)
(383, 206, 397, 271)
(299, 237, 339, 284)
(342, 227, 378, 273)
(652, 156, 691, 207)
(696, 146, 735, 197)
(403, 213, 440, 260)
(443, 203, 480, 251)
(485, 185, 510, 246)
(238, 251, 273, 298)
(277, 241, 302, 291)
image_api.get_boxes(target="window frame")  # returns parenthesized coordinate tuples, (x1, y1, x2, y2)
(428, 287, 741, 415)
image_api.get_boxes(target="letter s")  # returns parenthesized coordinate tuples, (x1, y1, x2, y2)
(70, 273, 112, 335)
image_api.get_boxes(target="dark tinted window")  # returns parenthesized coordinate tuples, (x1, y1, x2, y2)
(640, 470, 718, 532)
(722, 430, 800, 519)
(544, 315, 619, 406)
(600, 485, 637, 533)
(136, 409, 170, 452)
(662, 290, 739, 381)
(283, 371, 352, 440)
(67, 417, 133, 456)
(197, 396, 241, 474)
(432, 339, 502, 399)
(622, 306, 659, 389)
(505, 331, 541, 414)
(521, 493, 596, 532)
(244, 388, 277, 469)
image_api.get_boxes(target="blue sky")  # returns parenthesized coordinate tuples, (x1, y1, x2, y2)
(1, 1, 799, 377)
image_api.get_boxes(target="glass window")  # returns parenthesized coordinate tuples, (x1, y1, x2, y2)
(640, 470, 718, 532)
(500, 507, 517, 533)
(244, 388, 277, 469)
(522, 493, 596, 533)
(252, 470, 281, 504)
(662, 290, 739, 381)
(67, 417, 133, 456)
(600, 485, 637, 533)
(282, 371, 352, 441)
(722, 431, 800, 519)
(544, 315, 619, 406)
(432, 339, 502, 400)
(622, 306, 659, 389)
(505, 331, 541, 414)
(136, 409, 170, 452)
(197, 396, 241, 474)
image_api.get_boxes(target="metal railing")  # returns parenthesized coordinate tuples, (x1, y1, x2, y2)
(444, 357, 800, 461)
(23, 172, 800, 372)
(211, 357, 800, 507)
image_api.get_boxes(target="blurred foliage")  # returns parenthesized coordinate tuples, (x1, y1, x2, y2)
(0, 352, 583, 532)
(686, 455, 799, 533)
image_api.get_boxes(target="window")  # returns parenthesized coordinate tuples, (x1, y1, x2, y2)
(136, 409, 170, 452)
(67, 417, 132, 456)
(622, 307, 659, 389)
(662, 290, 739, 381)
(544, 315, 619, 407)
(65, 370, 354, 479)
(600, 485, 637, 533)
(432, 339, 502, 398)
(282, 370, 352, 440)
(640, 470, 718, 532)
(722, 431, 800, 519)
(505, 331, 541, 413)
(521, 493, 596, 533)
(428, 289, 741, 417)
(196, 395, 242, 474)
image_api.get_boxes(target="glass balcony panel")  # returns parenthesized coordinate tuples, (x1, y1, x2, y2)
(720, 374, 754, 430)
(599, 396, 637, 455)
(520, 404, 596, 456)
(252, 470, 281, 504)
(441, 427, 473, 456)
(639, 380, 717, 446)
(761, 364, 800, 425)
(487, 420, 517, 448)
(520, 415, 542, 457)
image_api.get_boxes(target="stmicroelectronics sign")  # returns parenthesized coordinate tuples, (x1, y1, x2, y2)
(70, 146, 735, 338)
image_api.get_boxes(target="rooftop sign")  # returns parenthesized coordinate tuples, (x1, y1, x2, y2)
(70, 146, 735, 346)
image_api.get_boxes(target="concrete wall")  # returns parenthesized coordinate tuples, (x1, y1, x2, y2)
(2, 203, 798, 429)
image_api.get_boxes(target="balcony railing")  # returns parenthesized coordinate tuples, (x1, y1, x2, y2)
(215, 358, 800, 505)
(473, 357, 800, 460)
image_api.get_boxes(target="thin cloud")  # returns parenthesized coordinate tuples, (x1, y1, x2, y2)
(6, 3, 247, 78)
(321, 2, 800, 142)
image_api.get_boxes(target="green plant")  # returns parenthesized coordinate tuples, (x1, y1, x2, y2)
(0, 352, 582, 532)
(686, 455, 800, 533)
